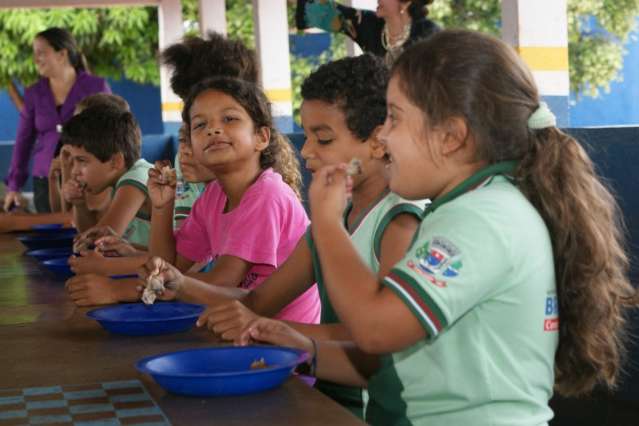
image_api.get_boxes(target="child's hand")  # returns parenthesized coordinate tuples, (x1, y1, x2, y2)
(65, 273, 118, 306)
(148, 161, 176, 209)
(49, 157, 62, 182)
(136, 256, 183, 300)
(309, 164, 352, 225)
(68, 252, 105, 275)
(196, 300, 259, 341)
(73, 226, 118, 253)
(62, 179, 86, 206)
(59, 146, 73, 183)
(236, 317, 315, 356)
(94, 235, 139, 257)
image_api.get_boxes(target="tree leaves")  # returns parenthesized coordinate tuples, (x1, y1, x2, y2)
(0, 7, 159, 88)
(1, 1, 636, 101)
(430, 0, 639, 98)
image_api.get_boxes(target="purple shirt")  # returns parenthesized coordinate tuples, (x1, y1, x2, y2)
(5, 71, 111, 191)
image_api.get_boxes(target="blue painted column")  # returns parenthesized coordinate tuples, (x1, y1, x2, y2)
(502, 0, 570, 127)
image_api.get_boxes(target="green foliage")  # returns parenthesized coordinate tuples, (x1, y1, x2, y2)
(0, 7, 159, 88)
(2, 1, 636, 104)
(429, 0, 639, 98)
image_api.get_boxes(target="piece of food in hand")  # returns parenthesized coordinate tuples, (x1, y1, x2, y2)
(345, 158, 363, 176)
(250, 358, 268, 370)
(158, 165, 177, 186)
(73, 226, 116, 254)
(142, 275, 165, 305)
(73, 238, 94, 254)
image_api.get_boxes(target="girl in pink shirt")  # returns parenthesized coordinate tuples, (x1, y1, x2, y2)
(163, 77, 320, 324)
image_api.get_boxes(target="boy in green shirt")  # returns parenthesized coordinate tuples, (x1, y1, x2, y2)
(62, 104, 152, 248)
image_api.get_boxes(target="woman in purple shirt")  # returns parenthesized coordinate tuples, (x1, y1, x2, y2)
(3, 27, 110, 213)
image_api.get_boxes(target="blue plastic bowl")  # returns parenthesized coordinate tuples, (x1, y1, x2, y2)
(42, 257, 73, 278)
(87, 302, 205, 336)
(26, 247, 74, 262)
(136, 346, 309, 397)
(31, 223, 65, 231)
(18, 233, 75, 250)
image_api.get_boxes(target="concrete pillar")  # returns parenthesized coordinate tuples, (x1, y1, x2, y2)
(344, 0, 377, 57)
(252, 0, 293, 132)
(199, 0, 226, 36)
(502, 0, 570, 126)
(159, 0, 185, 133)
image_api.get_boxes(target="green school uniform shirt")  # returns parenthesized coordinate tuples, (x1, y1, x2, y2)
(307, 191, 427, 419)
(369, 162, 558, 426)
(115, 158, 153, 247)
(172, 153, 205, 229)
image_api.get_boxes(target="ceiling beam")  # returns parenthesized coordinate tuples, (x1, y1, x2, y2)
(0, 0, 159, 8)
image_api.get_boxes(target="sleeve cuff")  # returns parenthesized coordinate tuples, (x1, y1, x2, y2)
(383, 268, 448, 340)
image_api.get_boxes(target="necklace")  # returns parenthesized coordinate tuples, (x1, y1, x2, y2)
(381, 22, 411, 50)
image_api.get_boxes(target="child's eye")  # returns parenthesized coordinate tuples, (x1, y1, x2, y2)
(317, 138, 333, 145)
(192, 122, 205, 131)
(222, 116, 238, 123)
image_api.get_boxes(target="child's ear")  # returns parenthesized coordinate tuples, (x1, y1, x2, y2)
(368, 125, 386, 159)
(254, 126, 271, 152)
(441, 116, 471, 156)
(110, 152, 126, 170)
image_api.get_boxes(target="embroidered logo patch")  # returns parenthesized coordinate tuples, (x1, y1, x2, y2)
(407, 236, 463, 288)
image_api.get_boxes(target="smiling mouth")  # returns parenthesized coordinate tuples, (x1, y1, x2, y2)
(204, 141, 231, 152)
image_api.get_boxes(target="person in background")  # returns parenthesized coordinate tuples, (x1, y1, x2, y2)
(0, 95, 124, 234)
(296, 0, 438, 65)
(3, 27, 110, 213)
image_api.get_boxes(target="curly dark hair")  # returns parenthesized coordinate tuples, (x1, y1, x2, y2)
(183, 77, 302, 199)
(301, 54, 389, 140)
(161, 31, 259, 100)
(60, 104, 141, 169)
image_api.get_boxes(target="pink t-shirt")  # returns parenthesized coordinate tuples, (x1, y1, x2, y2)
(176, 168, 320, 324)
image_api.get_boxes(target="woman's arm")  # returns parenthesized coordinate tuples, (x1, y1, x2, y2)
(296, 0, 382, 50)
(5, 87, 37, 206)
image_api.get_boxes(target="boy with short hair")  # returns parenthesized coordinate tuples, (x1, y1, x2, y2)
(61, 104, 152, 248)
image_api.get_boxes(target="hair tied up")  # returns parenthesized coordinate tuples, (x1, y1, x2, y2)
(528, 102, 557, 130)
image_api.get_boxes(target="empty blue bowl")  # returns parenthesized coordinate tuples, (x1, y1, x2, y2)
(18, 233, 75, 251)
(87, 302, 205, 336)
(136, 346, 309, 397)
(42, 257, 73, 278)
(26, 247, 74, 262)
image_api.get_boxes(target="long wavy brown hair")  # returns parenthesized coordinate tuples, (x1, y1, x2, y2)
(393, 29, 637, 396)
